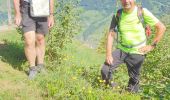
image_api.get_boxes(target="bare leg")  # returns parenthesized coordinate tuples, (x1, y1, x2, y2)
(36, 33, 45, 65)
(24, 31, 36, 67)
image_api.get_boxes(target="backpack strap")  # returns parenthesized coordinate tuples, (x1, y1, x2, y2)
(137, 6, 152, 37)
(114, 9, 123, 44)
(116, 9, 123, 26)
(137, 6, 145, 28)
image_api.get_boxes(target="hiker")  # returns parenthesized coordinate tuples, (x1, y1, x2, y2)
(101, 0, 166, 92)
(13, 0, 54, 79)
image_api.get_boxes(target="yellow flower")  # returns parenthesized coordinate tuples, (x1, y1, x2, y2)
(103, 80, 106, 83)
(97, 77, 100, 80)
(99, 80, 103, 83)
(88, 90, 92, 94)
(72, 77, 77, 80)
(82, 87, 85, 90)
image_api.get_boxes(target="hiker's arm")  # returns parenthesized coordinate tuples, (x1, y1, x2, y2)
(106, 31, 115, 65)
(106, 15, 117, 64)
(13, 0, 21, 26)
(143, 8, 166, 43)
(48, 0, 55, 29)
(139, 22, 166, 54)
(49, 0, 54, 15)
(152, 21, 166, 44)
(139, 8, 166, 54)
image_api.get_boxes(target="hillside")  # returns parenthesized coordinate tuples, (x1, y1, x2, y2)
(0, 0, 170, 99)
(0, 27, 170, 99)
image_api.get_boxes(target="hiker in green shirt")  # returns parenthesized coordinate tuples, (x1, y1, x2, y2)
(101, 0, 166, 92)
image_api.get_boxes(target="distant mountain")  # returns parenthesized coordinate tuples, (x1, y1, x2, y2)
(80, 0, 170, 17)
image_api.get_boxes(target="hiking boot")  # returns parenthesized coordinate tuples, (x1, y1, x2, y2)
(28, 66, 38, 80)
(125, 84, 139, 93)
(37, 64, 47, 74)
(104, 79, 117, 88)
(110, 81, 117, 88)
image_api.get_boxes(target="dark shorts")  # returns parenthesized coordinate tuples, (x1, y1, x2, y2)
(20, 1, 48, 34)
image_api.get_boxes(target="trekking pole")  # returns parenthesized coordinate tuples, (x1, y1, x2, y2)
(108, 65, 112, 84)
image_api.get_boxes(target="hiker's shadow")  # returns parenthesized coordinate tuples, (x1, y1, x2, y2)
(0, 40, 26, 71)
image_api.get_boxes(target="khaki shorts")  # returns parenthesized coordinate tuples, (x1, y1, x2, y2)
(20, 1, 48, 34)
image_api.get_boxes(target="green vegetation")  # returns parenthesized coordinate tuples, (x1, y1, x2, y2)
(141, 27, 170, 98)
(46, 0, 81, 67)
(0, 27, 169, 100)
(0, 0, 170, 99)
(0, 30, 139, 99)
(0, 30, 42, 99)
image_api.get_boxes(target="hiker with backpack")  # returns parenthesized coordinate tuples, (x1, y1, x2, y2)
(14, 0, 54, 79)
(101, 0, 166, 92)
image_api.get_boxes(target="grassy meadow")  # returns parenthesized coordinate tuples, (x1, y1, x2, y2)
(0, 28, 170, 99)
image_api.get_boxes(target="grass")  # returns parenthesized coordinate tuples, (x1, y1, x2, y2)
(0, 29, 26, 70)
(0, 59, 42, 100)
(0, 29, 170, 99)
(0, 29, 131, 99)
(0, 30, 42, 100)
(64, 40, 105, 65)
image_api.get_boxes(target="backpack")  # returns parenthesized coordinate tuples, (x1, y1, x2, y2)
(115, 6, 152, 48)
(30, 0, 50, 17)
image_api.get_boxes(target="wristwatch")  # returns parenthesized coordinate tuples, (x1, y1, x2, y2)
(49, 13, 54, 16)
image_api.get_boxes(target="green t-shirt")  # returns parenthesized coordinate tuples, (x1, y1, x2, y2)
(110, 6, 159, 54)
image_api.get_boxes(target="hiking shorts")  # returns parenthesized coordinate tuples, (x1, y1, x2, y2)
(20, 1, 48, 34)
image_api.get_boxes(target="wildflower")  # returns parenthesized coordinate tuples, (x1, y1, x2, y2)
(88, 90, 92, 94)
(72, 76, 77, 80)
(99, 80, 103, 83)
(97, 77, 100, 80)
(82, 87, 85, 90)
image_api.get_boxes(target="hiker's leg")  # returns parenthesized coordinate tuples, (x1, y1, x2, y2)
(125, 54, 145, 92)
(35, 18, 48, 72)
(101, 49, 124, 85)
(21, 1, 38, 79)
(21, 0, 36, 67)
(36, 33, 45, 65)
(24, 31, 36, 67)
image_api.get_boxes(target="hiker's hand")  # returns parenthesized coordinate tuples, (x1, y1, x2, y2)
(14, 14, 22, 26)
(106, 55, 113, 65)
(138, 45, 154, 54)
(48, 15, 54, 29)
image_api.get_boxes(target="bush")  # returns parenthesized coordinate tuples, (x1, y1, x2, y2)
(46, 0, 81, 69)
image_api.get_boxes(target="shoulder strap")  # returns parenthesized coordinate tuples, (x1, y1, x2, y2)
(116, 8, 123, 25)
(137, 6, 145, 28)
